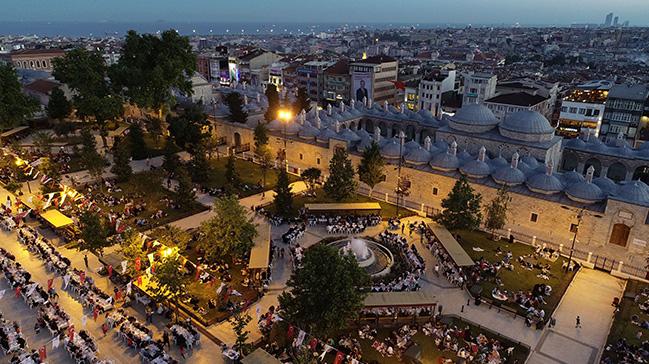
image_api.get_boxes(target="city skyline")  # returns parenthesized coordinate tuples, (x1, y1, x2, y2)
(3, 0, 648, 26)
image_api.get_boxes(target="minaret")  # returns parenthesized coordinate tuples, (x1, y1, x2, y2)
(383, 100, 389, 112)
(511, 152, 520, 169)
(478, 146, 486, 162)
(340, 101, 345, 113)
(374, 126, 381, 143)
(256, 92, 261, 103)
(335, 121, 341, 133)
(362, 96, 368, 108)
(586, 165, 595, 183)
(350, 99, 355, 109)
(450, 140, 457, 156)
(327, 104, 333, 116)
(424, 136, 432, 152)
(546, 159, 554, 176)
(315, 109, 321, 128)
(244, 94, 248, 105)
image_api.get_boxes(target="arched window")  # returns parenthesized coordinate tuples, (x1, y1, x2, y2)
(607, 162, 627, 182)
(561, 152, 579, 171)
(583, 158, 602, 177)
(633, 166, 649, 184)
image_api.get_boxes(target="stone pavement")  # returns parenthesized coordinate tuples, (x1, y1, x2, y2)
(527, 269, 625, 364)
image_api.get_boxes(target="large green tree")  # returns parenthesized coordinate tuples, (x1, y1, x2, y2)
(175, 166, 196, 208)
(225, 153, 239, 188)
(119, 228, 147, 277)
(150, 224, 191, 252)
(257, 145, 273, 188)
(357, 141, 385, 195)
(278, 244, 370, 338)
(162, 141, 180, 176)
(190, 141, 210, 183)
(224, 92, 248, 124)
(149, 253, 187, 322)
(273, 168, 293, 218)
(110, 29, 196, 118)
(324, 148, 357, 201)
(47, 87, 72, 121)
(253, 122, 269, 152)
(167, 103, 208, 151)
(78, 211, 111, 254)
(263, 84, 280, 122)
(230, 309, 252, 356)
(293, 87, 310, 113)
(301, 167, 321, 194)
(80, 128, 106, 180)
(198, 195, 257, 262)
(111, 140, 133, 182)
(127, 123, 148, 160)
(434, 176, 482, 231)
(0, 64, 38, 129)
(484, 186, 510, 238)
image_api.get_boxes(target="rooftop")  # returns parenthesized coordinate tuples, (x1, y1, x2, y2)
(485, 92, 548, 107)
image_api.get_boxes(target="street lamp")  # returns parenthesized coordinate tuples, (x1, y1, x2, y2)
(277, 109, 292, 165)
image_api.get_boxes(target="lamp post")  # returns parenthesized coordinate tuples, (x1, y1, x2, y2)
(566, 209, 584, 272)
(277, 109, 292, 169)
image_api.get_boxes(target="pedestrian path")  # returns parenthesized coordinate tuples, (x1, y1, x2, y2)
(527, 269, 624, 364)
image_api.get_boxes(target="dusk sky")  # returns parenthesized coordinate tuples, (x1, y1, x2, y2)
(4, 0, 649, 26)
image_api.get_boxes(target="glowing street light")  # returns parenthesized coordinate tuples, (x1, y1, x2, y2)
(277, 109, 293, 164)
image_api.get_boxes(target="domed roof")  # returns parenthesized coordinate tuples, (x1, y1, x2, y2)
(527, 173, 564, 195)
(560, 170, 585, 187)
(450, 104, 499, 127)
(285, 121, 302, 135)
(299, 122, 320, 139)
(434, 140, 448, 151)
(356, 128, 371, 140)
(316, 127, 338, 142)
(430, 152, 460, 171)
(266, 119, 283, 131)
(489, 155, 509, 169)
(586, 138, 610, 154)
(458, 150, 473, 162)
(565, 181, 604, 203)
(380, 138, 402, 159)
(564, 138, 587, 149)
(460, 159, 491, 178)
(499, 110, 555, 135)
(613, 181, 649, 206)
(338, 128, 361, 143)
(521, 155, 539, 168)
(356, 137, 375, 152)
(492, 165, 526, 186)
(640, 142, 649, 151)
(404, 140, 421, 151)
(405, 146, 432, 165)
(592, 176, 618, 195)
(517, 161, 536, 176)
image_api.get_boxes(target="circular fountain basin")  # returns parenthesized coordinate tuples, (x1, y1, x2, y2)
(328, 237, 394, 277)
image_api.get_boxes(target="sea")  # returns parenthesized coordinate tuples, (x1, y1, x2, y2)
(0, 21, 506, 38)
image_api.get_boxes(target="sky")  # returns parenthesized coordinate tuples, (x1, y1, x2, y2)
(3, 0, 648, 26)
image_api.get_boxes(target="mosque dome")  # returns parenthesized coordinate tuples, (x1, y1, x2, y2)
(560, 170, 585, 187)
(613, 181, 649, 206)
(430, 142, 460, 171)
(592, 176, 619, 195)
(298, 122, 320, 140)
(499, 110, 555, 142)
(316, 127, 338, 143)
(405, 146, 433, 165)
(380, 138, 402, 159)
(448, 104, 499, 133)
(526, 163, 563, 195)
(338, 128, 361, 143)
(565, 166, 604, 203)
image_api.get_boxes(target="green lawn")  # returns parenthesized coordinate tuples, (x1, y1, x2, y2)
(454, 230, 575, 319)
(204, 158, 299, 197)
(81, 170, 207, 230)
(602, 280, 649, 362)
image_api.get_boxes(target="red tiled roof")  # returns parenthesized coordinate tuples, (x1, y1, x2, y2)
(24, 79, 60, 95)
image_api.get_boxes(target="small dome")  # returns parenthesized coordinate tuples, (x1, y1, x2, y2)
(356, 128, 371, 140)
(564, 138, 587, 149)
(404, 140, 421, 151)
(639, 142, 649, 151)
(405, 146, 432, 165)
(527, 173, 564, 195)
(592, 176, 619, 195)
(267, 119, 283, 131)
(613, 181, 649, 206)
(616, 144, 635, 157)
(380, 138, 402, 159)
(316, 127, 338, 143)
(460, 159, 491, 178)
(299, 122, 320, 139)
(449, 104, 499, 133)
(517, 161, 536, 176)
(285, 121, 302, 135)
(587, 138, 610, 154)
(499, 110, 555, 142)
(338, 128, 361, 143)
(561, 170, 585, 187)
(434, 140, 449, 151)
(492, 165, 526, 186)
(565, 181, 604, 203)
(521, 155, 539, 168)
(430, 153, 460, 171)
(489, 155, 509, 169)
(458, 150, 473, 162)
(356, 138, 375, 152)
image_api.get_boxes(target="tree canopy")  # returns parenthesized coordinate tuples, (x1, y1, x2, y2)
(278, 244, 370, 338)
(357, 141, 385, 193)
(301, 167, 321, 194)
(111, 139, 133, 182)
(484, 186, 510, 237)
(434, 176, 482, 231)
(0, 64, 38, 129)
(167, 103, 208, 151)
(273, 168, 293, 218)
(78, 211, 111, 254)
(47, 87, 72, 121)
(253, 122, 269, 152)
(198, 195, 257, 263)
(224, 92, 248, 124)
(127, 123, 148, 160)
(264, 84, 280, 122)
(175, 166, 196, 208)
(324, 148, 357, 201)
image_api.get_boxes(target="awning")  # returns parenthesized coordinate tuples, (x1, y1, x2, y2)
(427, 223, 474, 267)
(0, 126, 29, 138)
(241, 348, 282, 364)
(40, 209, 74, 228)
(364, 291, 437, 308)
(304, 202, 382, 211)
(248, 223, 271, 269)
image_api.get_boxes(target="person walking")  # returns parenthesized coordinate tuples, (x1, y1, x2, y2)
(162, 331, 171, 350)
(575, 316, 581, 328)
(83, 254, 89, 269)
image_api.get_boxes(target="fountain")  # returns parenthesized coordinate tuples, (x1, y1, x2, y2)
(328, 237, 394, 277)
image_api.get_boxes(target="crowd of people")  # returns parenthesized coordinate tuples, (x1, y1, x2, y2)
(0, 316, 28, 356)
(311, 214, 381, 235)
(602, 287, 649, 363)
(281, 224, 306, 245)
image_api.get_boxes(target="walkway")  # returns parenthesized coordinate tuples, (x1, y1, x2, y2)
(527, 269, 624, 364)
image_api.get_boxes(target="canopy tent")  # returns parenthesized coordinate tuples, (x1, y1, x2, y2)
(0, 126, 29, 139)
(40, 209, 74, 228)
(248, 223, 271, 269)
(427, 223, 474, 267)
(241, 348, 282, 364)
(364, 291, 436, 308)
(20, 195, 41, 211)
(304, 202, 382, 211)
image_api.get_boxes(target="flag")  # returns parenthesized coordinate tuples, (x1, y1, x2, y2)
(0, 289, 5, 299)
(255, 304, 262, 320)
(38, 346, 46, 361)
(216, 282, 226, 294)
(333, 351, 344, 364)
(309, 338, 318, 351)
(287, 325, 295, 340)
(147, 253, 155, 265)
(137, 276, 142, 286)
(121, 260, 128, 274)
(93, 307, 99, 321)
(319, 345, 332, 361)
(115, 289, 122, 301)
(295, 330, 306, 347)
(47, 278, 54, 291)
(107, 265, 113, 277)
(67, 325, 74, 341)
(52, 335, 60, 349)
(135, 257, 141, 272)
(15, 286, 21, 298)
(79, 271, 86, 284)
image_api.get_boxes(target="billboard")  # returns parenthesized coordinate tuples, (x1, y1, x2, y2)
(218, 59, 230, 85)
(228, 62, 240, 83)
(352, 72, 372, 103)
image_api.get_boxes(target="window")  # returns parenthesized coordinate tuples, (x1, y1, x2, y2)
(530, 213, 538, 222)
(299, 153, 303, 160)
(432, 187, 438, 195)
(316, 158, 320, 165)
(569, 107, 577, 113)
(570, 223, 579, 233)
(561, 106, 568, 112)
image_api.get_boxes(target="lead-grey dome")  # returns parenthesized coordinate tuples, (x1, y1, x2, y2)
(527, 173, 564, 195)
(338, 128, 361, 143)
(499, 110, 555, 142)
(592, 176, 618, 195)
(565, 181, 604, 203)
(299, 122, 320, 139)
(448, 104, 499, 133)
(380, 138, 402, 159)
(316, 127, 338, 143)
(405, 146, 432, 165)
(492, 165, 526, 186)
(612, 181, 649, 206)
(561, 170, 585, 187)
(460, 159, 491, 178)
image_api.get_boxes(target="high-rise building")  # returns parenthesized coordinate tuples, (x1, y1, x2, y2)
(604, 12, 613, 27)
(613, 16, 619, 26)
(349, 55, 398, 104)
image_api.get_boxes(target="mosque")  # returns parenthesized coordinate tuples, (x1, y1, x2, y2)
(209, 85, 649, 275)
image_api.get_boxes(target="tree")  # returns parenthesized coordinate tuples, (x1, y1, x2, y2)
(80, 128, 106, 181)
(32, 131, 54, 154)
(253, 122, 269, 152)
(257, 145, 273, 188)
(434, 176, 482, 231)
(40, 157, 61, 194)
(301, 167, 321, 194)
(230, 309, 252, 356)
(119, 228, 147, 277)
(110, 29, 196, 119)
(47, 87, 71, 121)
(264, 84, 280, 122)
(224, 92, 248, 124)
(293, 87, 310, 113)
(357, 141, 385, 195)
(175, 166, 196, 208)
(274, 168, 293, 218)
(111, 140, 132, 182)
(149, 253, 187, 322)
(127, 123, 148, 160)
(324, 148, 356, 201)
(225, 153, 239, 187)
(162, 141, 180, 176)
(78, 211, 110, 254)
(278, 244, 370, 338)
(150, 224, 191, 253)
(484, 187, 510, 238)
(167, 103, 208, 151)
(0, 64, 38, 129)
(190, 142, 210, 183)
(198, 195, 257, 263)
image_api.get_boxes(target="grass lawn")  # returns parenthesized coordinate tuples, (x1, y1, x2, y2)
(81, 170, 207, 230)
(454, 230, 575, 319)
(139, 134, 179, 159)
(602, 280, 649, 362)
(204, 157, 299, 197)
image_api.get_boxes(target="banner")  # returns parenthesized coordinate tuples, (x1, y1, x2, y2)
(38, 346, 46, 361)
(107, 265, 113, 277)
(52, 335, 60, 349)
(295, 330, 306, 347)
(135, 257, 141, 272)
(333, 351, 345, 364)
(47, 278, 54, 291)
(287, 325, 295, 340)
(319, 345, 332, 361)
